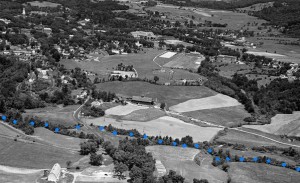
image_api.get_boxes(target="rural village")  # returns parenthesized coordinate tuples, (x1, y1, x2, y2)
(0, 0, 300, 183)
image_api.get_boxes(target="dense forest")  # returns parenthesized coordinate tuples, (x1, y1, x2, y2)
(253, 0, 300, 37)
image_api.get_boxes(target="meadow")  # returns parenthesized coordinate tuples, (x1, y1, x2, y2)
(86, 116, 222, 142)
(0, 137, 82, 169)
(96, 81, 216, 107)
(184, 105, 251, 127)
(244, 112, 300, 137)
(228, 162, 300, 183)
(216, 128, 300, 149)
(0, 170, 42, 183)
(23, 105, 80, 127)
(120, 108, 166, 122)
(33, 127, 85, 150)
(146, 146, 228, 183)
(27, 1, 61, 7)
(169, 94, 241, 113)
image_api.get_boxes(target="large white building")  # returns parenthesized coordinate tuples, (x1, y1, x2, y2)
(131, 31, 156, 40)
(48, 163, 61, 182)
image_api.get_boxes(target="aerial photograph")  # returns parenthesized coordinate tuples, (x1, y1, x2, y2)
(0, 0, 299, 182)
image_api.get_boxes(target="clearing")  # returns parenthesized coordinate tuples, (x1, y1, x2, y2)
(23, 105, 80, 127)
(0, 137, 81, 169)
(32, 127, 85, 150)
(162, 53, 205, 70)
(26, 1, 61, 7)
(216, 128, 300, 149)
(120, 108, 166, 122)
(244, 112, 300, 137)
(146, 145, 228, 183)
(169, 94, 241, 113)
(86, 116, 222, 142)
(105, 103, 148, 116)
(228, 162, 300, 183)
(96, 81, 216, 107)
(184, 105, 251, 127)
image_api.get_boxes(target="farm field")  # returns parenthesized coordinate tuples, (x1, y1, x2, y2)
(23, 105, 80, 127)
(146, 146, 228, 183)
(61, 49, 163, 79)
(32, 127, 85, 150)
(184, 105, 251, 127)
(0, 137, 82, 169)
(228, 162, 300, 183)
(246, 74, 278, 88)
(163, 53, 205, 70)
(244, 112, 300, 137)
(120, 108, 166, 121)
(215, 63, 252, 79)
(169, 94, 242, 113)
(26, 1, 61, 7)
(86, 116, 222, 142)
(105, 103, 148, 116)
(148, 5, 267, 32)
(0, 122, 23, 137)
(246, 37, 300, 63)
(216, 129, 300, 149)
(96, 81, 216, 107)
(0, 169, 42, 183)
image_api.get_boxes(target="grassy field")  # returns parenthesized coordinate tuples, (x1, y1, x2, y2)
(0, 122, 23, 137)
(146, 146, 228, 183)
(61, 49, 163, 79)
(156, 52, 204, 70)
(184, 105, 251, 127)
(0, 170, 42, 183)
(244, 112, 300, 137)
(33, 127, 85, 150)
(120, 108, 166, 122)
(96, 81, 216, 107)
(215, 63, 252, 79)
(147, 5, 267, 32)
(86, 116, 222, 142)
(0, 137, 82, 169)
(23, 105, 80, 127)
(246, 74, 278, 88)
(246, 37, 300, 63)
(228, 162, 300, 183)
(216, 129, 300, 149)
(169, 94, 241, 113)
(105, 103, 148, 116)
(27, 1, 61, 7)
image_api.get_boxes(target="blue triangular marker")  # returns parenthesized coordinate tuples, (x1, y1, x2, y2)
(45, 122, 49, 128)
(13, 119, 18, 125)
(182, 144, 187, 148)
(281, 162, 287, 167)
(112, 130, 117, 136)
(239, 157, 245, 162)
(99, 126, 104, 131)
(1, 115, 6, 121)
(172, 141, 177, 146)
(194, 143, 199, 149)
(226, 157, 231, 162)
(129, 132, 134, 137)
(158, 139, 163, 144)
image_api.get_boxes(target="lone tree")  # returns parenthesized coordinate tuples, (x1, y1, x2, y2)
(114, 162, 128, 179)
(160, 102, 166, 110)
(89, 153, 103, 166)
(154, 76, 159, 83)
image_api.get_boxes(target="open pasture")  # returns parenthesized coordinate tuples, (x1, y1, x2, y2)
(163, 53, 205, 70)
(0, 169, 42, 183)
(169, 94, 241, 113)
(86, 116, 222, 142)
(146, 146, 228, 183)
(0, 122, 23, 137)
(23, 105, 80, 127)
(148, 5, 267, 32)
(244, 112, 300, 137)
(105, 103, 148, 116)
(120, 108, 166, 121)
(32, 127, 85, 150)
(0, 137, 81, 169)
(150, 68, 202, 83)
(61, 49, 163, 79)
(216, 128, 300, 149)
(27, 1, 61, 7)
(96, 81, 216, 107)
(246, 74, 278, 88)
(228, 162, 300, 183)
(215, 62, 252, 79)
(184, 105, 251, 127)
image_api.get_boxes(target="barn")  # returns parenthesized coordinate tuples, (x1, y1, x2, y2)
(48, 163, 61, 182)
(131, 96, 154, 105)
